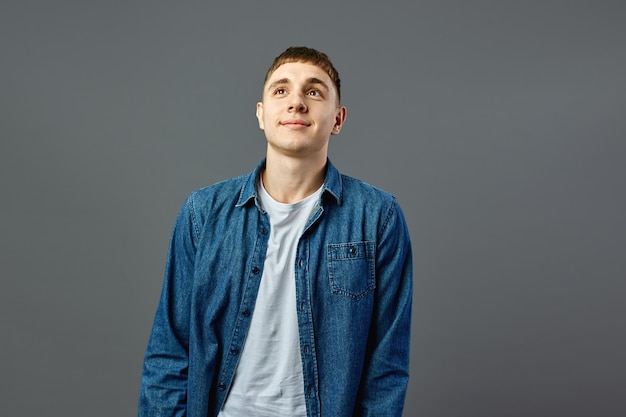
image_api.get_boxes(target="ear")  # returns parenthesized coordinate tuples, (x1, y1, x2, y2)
(331, 106, 347, 135)
(256, 102, 265, 130)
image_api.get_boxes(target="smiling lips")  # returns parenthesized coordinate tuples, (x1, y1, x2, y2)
(280, 119, 311, 129)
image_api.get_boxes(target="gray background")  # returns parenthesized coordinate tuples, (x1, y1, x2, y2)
(1, 1, 625, 416)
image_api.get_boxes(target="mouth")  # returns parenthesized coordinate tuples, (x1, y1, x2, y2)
(280, 119, 311, 128)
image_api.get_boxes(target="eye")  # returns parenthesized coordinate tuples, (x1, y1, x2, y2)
(274, 87, 287, 95)
(307, 89, 321, 97)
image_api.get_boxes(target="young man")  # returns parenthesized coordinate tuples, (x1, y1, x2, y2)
(139, 46, 413, 417)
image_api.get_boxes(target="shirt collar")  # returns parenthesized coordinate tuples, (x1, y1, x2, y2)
(236, 158, 343, 208)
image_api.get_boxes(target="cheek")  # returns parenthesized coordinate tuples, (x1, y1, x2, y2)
(323, 114, 338, 129)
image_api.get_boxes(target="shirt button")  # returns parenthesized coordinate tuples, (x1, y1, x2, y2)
(218, 383, 226, 391)
(242, 310, 251, 317)
(298, 259, 304, 268)
(261, 227, 268, 235)
(230, 348, 239, 355)
(349, 246, 357, 256)
(252, 266, 260, 274)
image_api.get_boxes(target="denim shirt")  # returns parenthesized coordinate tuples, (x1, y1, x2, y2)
(139, 159, 413, 417)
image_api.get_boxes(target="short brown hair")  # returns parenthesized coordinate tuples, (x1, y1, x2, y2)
(263, 46, 342, 102)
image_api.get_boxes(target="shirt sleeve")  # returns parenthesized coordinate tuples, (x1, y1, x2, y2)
(355, 198, 413, 416)
(138, 196, 198, 417)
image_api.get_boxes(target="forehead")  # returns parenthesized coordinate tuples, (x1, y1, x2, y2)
(265, 61, 333, 87)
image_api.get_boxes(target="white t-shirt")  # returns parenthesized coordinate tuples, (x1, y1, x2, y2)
(218, 180, 322, 417)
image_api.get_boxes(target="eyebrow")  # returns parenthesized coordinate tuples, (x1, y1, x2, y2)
(267, 77, 331, 93)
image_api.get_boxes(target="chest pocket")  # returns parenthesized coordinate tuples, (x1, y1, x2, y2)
(327, 241, 375, 300)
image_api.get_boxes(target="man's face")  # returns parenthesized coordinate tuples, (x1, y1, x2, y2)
(256, 61, 346, 160)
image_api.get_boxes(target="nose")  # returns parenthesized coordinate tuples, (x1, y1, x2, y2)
(288, 94, 307, 112)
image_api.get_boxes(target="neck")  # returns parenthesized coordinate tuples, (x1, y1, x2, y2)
(262, 153, 326, 204)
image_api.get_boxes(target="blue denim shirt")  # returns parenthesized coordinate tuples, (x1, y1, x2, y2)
(139, 159, 413, 417)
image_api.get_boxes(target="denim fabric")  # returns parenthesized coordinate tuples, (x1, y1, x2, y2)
(139, 159, 413, 417)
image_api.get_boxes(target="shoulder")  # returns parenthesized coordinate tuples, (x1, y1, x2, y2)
(180, 172, 251, 219)
(339, 174, 397, 207)
(337, 173, 410, 237)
